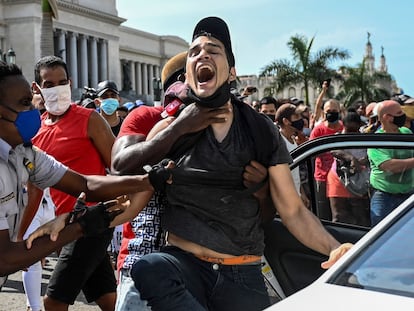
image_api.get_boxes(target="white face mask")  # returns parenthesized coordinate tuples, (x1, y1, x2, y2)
(41, 84, 72, 115)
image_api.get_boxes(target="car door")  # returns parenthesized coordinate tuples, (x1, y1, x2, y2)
(263, 133, 413, 298)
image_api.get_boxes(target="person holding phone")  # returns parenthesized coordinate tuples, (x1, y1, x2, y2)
(311, 79, 330, 128)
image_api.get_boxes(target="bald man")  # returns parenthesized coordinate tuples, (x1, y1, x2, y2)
(367, 100, 414, 226)
(310, 99, 344, 220)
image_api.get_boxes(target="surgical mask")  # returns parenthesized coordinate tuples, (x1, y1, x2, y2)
(1, 105, 41, 145)
(290, 119, 304, 131)
(187, 81, 231, 108)
(265, 114, 275, 122)
(100, 98, 119, 115)
(392, 114, 406, 128)
(41, 84, 72, 115)
(302, 127, 311, 137)
(326, 112, 340, 123)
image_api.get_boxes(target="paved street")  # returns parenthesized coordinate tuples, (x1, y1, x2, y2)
(0, 253, 100, 310)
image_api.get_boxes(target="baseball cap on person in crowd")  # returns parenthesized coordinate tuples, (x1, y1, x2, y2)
(121, 99, 144, 112)
(290, 97, 304, 106)
(260, 96, 278, 106)
(393, 94, 414, 105)
(161, 51, 187, 91)
(96, 80, 119, 97)
(192, 16, 235, 67)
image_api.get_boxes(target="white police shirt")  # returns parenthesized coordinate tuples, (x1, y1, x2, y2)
(0, 138, 67, 241)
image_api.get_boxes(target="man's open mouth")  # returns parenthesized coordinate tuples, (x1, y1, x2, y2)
(197, 66, 215, 83)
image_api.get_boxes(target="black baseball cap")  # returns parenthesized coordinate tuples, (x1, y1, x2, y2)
(96, 80, 119, 97)
(260, 96, 278, 105)
(192, 16, 235, 67)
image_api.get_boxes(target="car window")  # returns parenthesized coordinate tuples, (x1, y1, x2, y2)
(329, 203, 414, 297)
(299, 147, 371, 228)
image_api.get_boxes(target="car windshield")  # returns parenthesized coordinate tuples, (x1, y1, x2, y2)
(329, 200, 414, 298)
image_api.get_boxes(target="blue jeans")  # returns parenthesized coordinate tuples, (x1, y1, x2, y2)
(370, 190, 411, 226)
(131, 246, 270, 311)
(115, 269, 150, 311)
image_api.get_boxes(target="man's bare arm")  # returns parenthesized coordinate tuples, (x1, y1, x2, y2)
(112, 104, 229, 175)
(268, 164, 351, 268)
(380, 157, 414, 174)
(0, 223, 82, 276)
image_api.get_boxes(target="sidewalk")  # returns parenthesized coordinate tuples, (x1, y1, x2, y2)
(0, 253, 100, 310)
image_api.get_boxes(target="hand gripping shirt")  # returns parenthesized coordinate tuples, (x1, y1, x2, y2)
(116, 105, 167, 271)
(163, 103, 291, 256)
(0, 139, 67, 240)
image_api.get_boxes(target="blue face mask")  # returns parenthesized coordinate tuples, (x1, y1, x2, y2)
(100, 98, 119, 115)
(302, 127, 311, 137)
(2, 105, 41, 145)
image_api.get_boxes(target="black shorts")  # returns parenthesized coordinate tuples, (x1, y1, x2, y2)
(46, 229, 116, 305)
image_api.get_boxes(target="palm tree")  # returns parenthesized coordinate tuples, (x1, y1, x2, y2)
(335, 60, 391, 107)
(40, 0, 58, 57)
(260, 34, 350, 107)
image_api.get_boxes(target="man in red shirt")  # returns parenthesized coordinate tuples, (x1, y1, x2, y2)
(31, 56, 117, 311)
(309, 99, 343, 220)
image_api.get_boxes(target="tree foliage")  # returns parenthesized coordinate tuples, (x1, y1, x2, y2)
(260, 34, 350, 105)
(335, 60, 391, 107)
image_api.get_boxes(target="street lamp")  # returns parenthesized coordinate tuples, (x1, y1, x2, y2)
(152, 77, 162, 102)
(6, 48, 16, 64)
(0, 48, 16, 64)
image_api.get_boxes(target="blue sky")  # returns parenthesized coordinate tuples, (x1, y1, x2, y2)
(117, 0, 413, 95)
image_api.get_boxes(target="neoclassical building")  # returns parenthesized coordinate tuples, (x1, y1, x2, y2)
(0, 0, 189, 103)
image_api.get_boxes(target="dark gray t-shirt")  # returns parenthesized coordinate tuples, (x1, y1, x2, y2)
(164, 104, 291, 256)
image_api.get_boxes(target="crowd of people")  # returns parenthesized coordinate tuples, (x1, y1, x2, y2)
(248, 88, 413, 228)
(0, 15, 412, 311)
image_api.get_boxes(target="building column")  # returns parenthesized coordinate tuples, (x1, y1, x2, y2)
(148, 64, 154, 97)
(135, 62, 142, 94)
(129, 60, 135, 93)
(154, 65, 160, 79)
(79, 34, 88, 87)
(57, 30, 66, 62)
(99, 39, 108, 81)
(90, 37, 98, 87)
(68, 32, 78, 88)
(142, 63, 148, 94)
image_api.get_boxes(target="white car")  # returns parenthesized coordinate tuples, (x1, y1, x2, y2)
(266, 194, 414, 310)
(262, 133, 414, 310)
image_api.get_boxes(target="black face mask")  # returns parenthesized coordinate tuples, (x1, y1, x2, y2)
(392, 114, 406, 127)
(265, 114, 275, 122)
(290, 119, 304, 131)
(326, 112, 340, 123)
(187, 81, 231, 108)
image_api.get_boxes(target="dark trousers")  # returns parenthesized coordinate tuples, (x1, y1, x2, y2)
(131, 246, 270, 311)
(316, 181, 332, 221)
